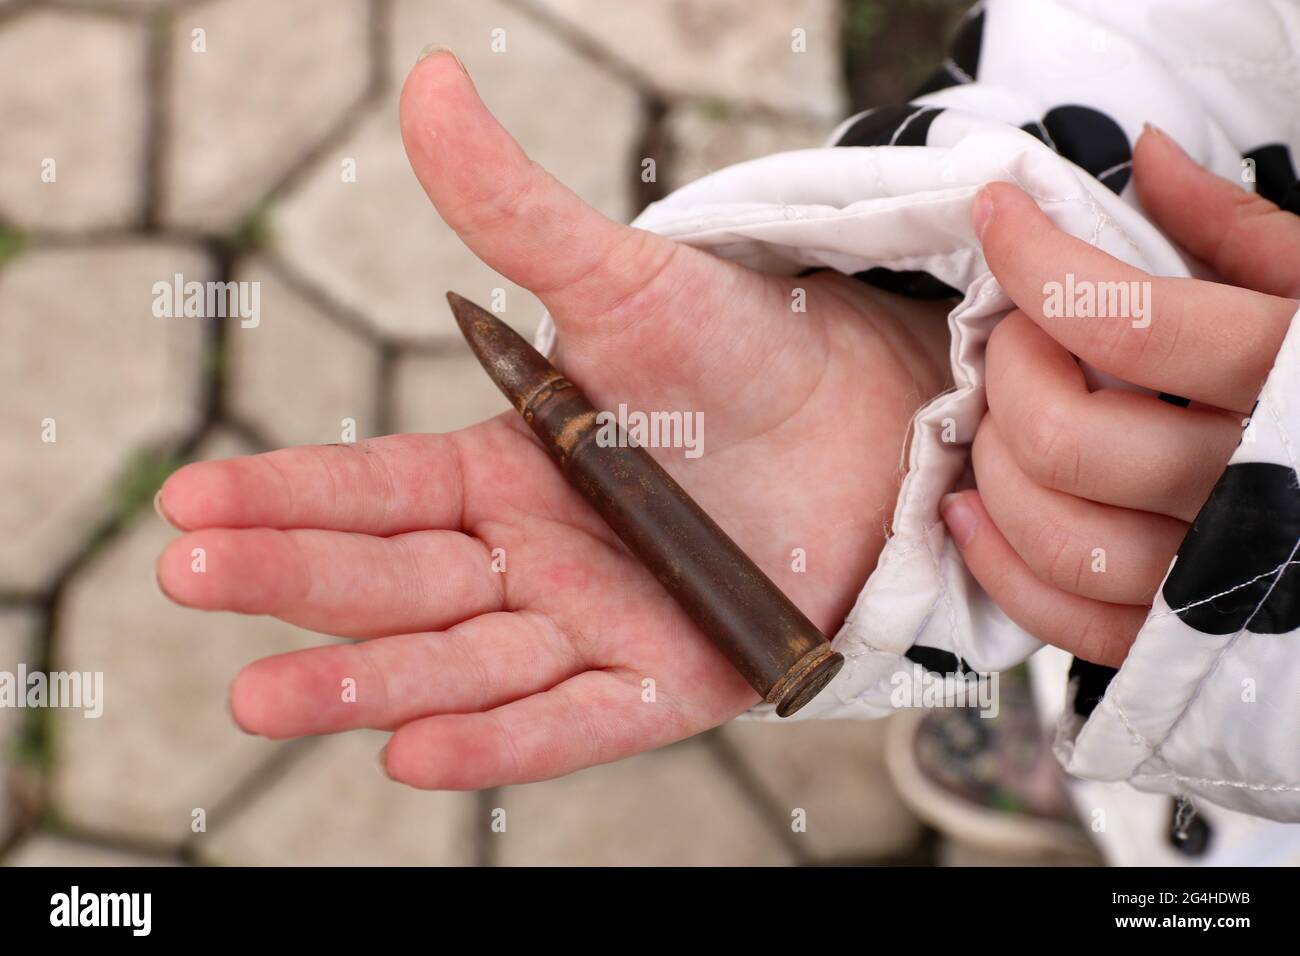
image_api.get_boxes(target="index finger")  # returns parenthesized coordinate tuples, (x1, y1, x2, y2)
(975, 182, 1296, 412)
(156, 417, 538, 536)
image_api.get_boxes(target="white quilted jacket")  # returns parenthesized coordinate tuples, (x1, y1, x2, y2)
(538, 0, 1300, 826)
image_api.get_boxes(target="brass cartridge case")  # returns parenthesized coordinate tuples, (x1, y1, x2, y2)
(447, 292, 843, 716)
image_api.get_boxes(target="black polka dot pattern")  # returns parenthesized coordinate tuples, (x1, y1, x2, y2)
(1167, 798, 1213, 857)
(837, 104, 943, 148)
(1244, 143, 1300, 214)
(1162, 462, 1300, 635)
(838, 101, 1134, 198)
(834, 99, 1136, 298)
(905, 645, 972, 675)
(1068, 657, 1118, 717)
(914, 7, 985, 96)
(1021, 105, 1132, 194)
(835, 105, 957, 300)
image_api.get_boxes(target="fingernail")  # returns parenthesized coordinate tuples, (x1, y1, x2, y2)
(378, 743, 391, 778)
(1141, 121, 1188, 159)
(972, 185, 995, 241)
(416, 42, 468, 75)
(153, 488, 175, 527)
(940, 492, 978, 546)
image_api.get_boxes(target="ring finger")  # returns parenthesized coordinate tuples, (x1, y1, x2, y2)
(972, 417, 1188, 605)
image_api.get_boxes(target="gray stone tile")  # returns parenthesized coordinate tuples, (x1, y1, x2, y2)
(270, 0, 638, 344)
(271, 109, 515, 346)
(0, 608, 38, 843)
(4, 834, 176, 867)
(64, 1, 186, 7)
(0, 10, 147, 231)
(49, 431, 323, 847)
(389, 0, 637, 226)
(533, 0, 846, 118)
(227, 257, 380, 448)
(199, 730, 477, 865)
(938, 838, 1098, 867)
(720, 716, 923, 862)
(494, 740, 795, 865)
(0, 243, 209, 593)
(393, 349, 512, 435)
(667, 102, 834, 191)
(162, 0, 370, 231)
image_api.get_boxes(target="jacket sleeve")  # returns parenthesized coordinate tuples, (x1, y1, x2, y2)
(532, 0, 1300, 820)
(1058, 307, 1300, 822)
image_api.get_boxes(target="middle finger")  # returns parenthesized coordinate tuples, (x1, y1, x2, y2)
(986, 310, 1243, 522)
(156, 527, 505, 639)
(973, 417, 1188, 605)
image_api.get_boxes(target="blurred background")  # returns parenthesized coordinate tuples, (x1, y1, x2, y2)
(0, 0, 983, 866)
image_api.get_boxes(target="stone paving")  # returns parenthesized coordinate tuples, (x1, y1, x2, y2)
(0, 0, 977, 866)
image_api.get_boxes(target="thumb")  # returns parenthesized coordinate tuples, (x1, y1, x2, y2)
(1134, 125, 1300, 298)
(399, 48, 678, 333)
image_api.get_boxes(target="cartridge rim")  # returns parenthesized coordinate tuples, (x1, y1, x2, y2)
(769, 645, 844, 718)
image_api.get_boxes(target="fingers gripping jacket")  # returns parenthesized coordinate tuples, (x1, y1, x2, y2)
(446, 292, 843, 716)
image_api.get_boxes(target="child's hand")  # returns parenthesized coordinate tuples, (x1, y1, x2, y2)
(153, 52, 952, 789)
(944, 127, 1300, 667)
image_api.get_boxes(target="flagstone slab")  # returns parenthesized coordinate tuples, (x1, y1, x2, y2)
(0, 608, 38, 843)
(227, 257, 381, 448)
(271, 0, 638, 343)
(0, 243, 209, 593)
(393, 349, 512, 436)
(493, 739, 794, 866)
(0, 9, 148, 231)
(162, 0, 370, 232)
(666, 103, 834, 191)
(49, 432, 324, 846)
(533, 0, 846, 118)
(720, 716, 924, 862)
(198, 730, 477, 866)
(4, 834, 177, 867)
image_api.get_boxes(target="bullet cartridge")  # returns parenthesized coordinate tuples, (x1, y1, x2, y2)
(446, 292, 843, 716)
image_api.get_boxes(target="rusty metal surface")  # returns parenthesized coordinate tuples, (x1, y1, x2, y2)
(446, 292, 842, 716)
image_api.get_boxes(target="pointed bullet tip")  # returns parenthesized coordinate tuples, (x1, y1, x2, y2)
(445, 290, 474, 332)
(442, 291, 562, 413)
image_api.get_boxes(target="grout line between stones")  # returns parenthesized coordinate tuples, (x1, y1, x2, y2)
(178, 736, 324, 864)
(252, 0, 393, 218)
(141, 4, 172, 231)
(503, 0, 837, 126)
(701, 728, 814, 866)
(375, 341, 400, 437)
(9, 821, 188, 866)
(475, 787, 500, 867)
(257, 250, 403, 350)
(503, 0, 658, 94)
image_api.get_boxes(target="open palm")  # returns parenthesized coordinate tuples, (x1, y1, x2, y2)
(155, 52, 951, 789)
